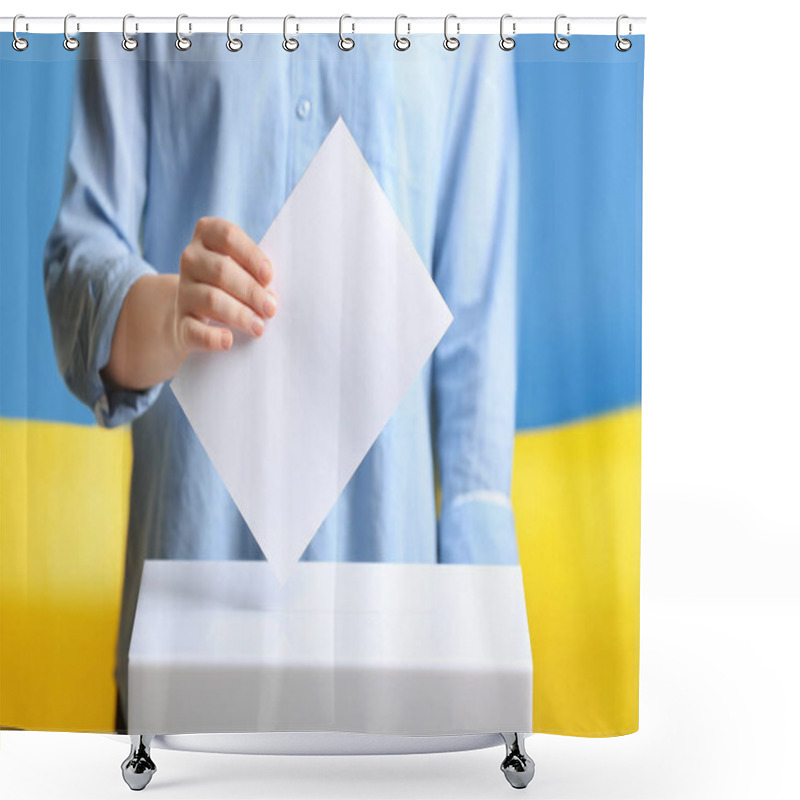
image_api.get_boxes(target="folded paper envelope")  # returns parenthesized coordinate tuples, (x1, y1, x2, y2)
(171, 118, 453, 581)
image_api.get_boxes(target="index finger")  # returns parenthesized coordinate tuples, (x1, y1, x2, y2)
(195, 217, 273, 285)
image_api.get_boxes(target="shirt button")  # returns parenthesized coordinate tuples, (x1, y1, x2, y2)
(296, 98, 311, 119)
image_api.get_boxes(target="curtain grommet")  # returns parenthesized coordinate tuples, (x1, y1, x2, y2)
(226, 15, 243, 52)
(175, 13, 192, 51)
(499, 14, 516, 51)
(12, 14, 28, 51)
(339, 15, 355, 51)
(63, 13, 79, 51)
(283, 15, 299, 52)
(443, 14, 460, 51)
(553, 14, 570, 51)
(394, 15, 410, 51)
(122, 14, 138, 51)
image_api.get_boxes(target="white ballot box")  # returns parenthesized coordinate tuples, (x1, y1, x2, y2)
(128, 560, 533, 736)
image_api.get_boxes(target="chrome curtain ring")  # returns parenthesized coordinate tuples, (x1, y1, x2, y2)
(394, 14, 410, 51)
(554, 14, 570, 51)
(283, 15, 299, 51)
(616, 14, 632, 51)
(12, 14, 28, 51)
(227, 14, 243, 51)
(499, 13, 516, 51)
(339, 14, 355, 51)
(443, 14, 460, 51)
(63, 13, 79, 51)
(175, 13, 192, 51)
(122, 14, 138, 51)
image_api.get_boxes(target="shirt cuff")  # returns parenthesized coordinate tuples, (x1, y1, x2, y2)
(89, 255, 164, 428)
(438, 492, 519, 565)
(93, 382, 163, 429)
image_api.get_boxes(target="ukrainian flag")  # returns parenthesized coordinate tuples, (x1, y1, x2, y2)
(1, 34, 643, 736)
(513, 35, 644, 737)
(1, 46, 131, 731)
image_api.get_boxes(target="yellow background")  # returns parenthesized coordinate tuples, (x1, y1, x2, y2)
(1, 406, 639, 735)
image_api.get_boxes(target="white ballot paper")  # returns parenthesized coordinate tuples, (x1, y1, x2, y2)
(171, 118, 453, 582)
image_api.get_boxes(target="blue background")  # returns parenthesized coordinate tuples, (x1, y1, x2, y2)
(0, 34, 643, 431)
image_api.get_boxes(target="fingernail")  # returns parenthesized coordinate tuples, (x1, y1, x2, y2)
(263, 292, 277, 316)
(252, 315, 265, 336)
(261, 258, 272, 284)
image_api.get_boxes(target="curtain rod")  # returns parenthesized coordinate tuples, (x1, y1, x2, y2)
(0, 16, 645, 36)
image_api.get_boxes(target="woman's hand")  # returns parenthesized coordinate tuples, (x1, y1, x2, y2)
(174, 217, 277, 354)
(101, 217, 276, 392)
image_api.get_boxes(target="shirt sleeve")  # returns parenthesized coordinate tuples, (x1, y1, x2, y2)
(432, 44, 520, 565)
(43, 33, 162, 429)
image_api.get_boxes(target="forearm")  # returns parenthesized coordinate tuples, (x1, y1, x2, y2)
(101, 273, 183, 391)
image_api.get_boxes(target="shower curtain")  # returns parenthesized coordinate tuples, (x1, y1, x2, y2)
(0, 27, 644, 741)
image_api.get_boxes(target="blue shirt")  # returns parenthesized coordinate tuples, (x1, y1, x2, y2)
(43, 33, 519, 716)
